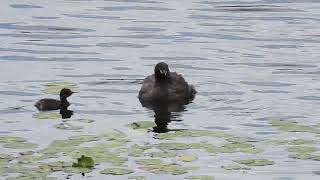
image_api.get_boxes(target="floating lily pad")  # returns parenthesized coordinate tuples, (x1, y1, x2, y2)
(0, 136, 26, 143)
(222, 164, 251, 171)
(17, 155, 44, 164)
(140, 164, 197, 175)
(180, 154, 197, 162)
(150, 151, 177, 158)
(154, 129, 232, 140)
(185, 175, 215, 180)
(100, 167, 134, 175)
(136, 159, 163, 166)
(158, 143, 193, 150)
(271, 120, 320, 133)
(44, 81, 79, 95)
(68, 135, 100, 143)
(128, 176, 146, 180)
(76, 119, 95, 123)
(40, 140, 80, 156)
(3, 142, 38, 149)
(127, 121, 156, 130)
(236, 159, 274, 166)
(72, 155, 94, 169)
(54, 123, 83, 130)
(287, 146, 317, 154)
(288, 153, 313, 160)
(33, 112, 61, 120)
(128, 144, 150, 157)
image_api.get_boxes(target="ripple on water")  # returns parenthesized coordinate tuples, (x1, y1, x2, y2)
(10, 4, 42, 9)
(0, 56, 120, 62)
(241, 81, 295, 87)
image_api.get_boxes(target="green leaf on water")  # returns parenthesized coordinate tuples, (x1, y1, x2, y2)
(127, 121, 156, 130)
(72, 155, 94, 169)
(76, 119, 95, 123)
(222, 164, 251, 171)
(236, 159, 274, 166)
(54, 123, 83, 130)
(287, 146, 317, 154)
(100, 167, 134, 175)
(271, 120, 320, 134)
(0, 136, 26, 143)
(68, 135, 100, 143)
(179, 154, 198, 162)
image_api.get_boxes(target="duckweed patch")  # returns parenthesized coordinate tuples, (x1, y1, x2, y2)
(44, 82, 79, 95)
(271, 120, 320, 133)
(236, 159, 274, 166)
(33, 112, 61, 120)
(100, 167, 134, 175)
(185, 175, 215, 180)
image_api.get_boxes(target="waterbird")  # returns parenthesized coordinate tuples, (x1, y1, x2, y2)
(35, 88, 74, 111)
(138, 62, 196, 105)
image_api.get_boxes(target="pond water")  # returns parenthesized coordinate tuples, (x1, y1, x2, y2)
(0, 0, 320, 179)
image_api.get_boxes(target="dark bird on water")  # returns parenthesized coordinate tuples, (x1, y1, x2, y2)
(35, 88, 74, 111)
(138, 62, 196, 106)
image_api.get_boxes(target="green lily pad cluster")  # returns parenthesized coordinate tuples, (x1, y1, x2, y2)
(127, 121, 156, 130)
(287, 146, 320, 161)
(154, 129, 232, 140)
(271, 120, 320, 134)
(44, 81, 79, 95)
(222, 164, 251, 171)
(54, 123, 83, 130)
(235, 159, 275, 166)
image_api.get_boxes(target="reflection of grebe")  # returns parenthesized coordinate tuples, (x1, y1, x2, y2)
(35, 88, 74, 111)
(60, 106, 74, 119)
(138, 62, 196, 104)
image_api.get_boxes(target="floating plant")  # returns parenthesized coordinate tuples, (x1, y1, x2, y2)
(100, 167, 134, 175)
(33, 112, 61, 120)
(44, 81, 79, 95)
(185, 175, 215, 180)
(235, 159, 274, 166)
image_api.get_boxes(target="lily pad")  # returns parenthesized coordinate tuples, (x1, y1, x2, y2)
(0, 136, 26, 143)
(128, 144, 150, 157)
(222, 164, 251, 171)
(127, 121, 156, 130)
(271, 120, 320, 134)
(72, 155, 94, 169)
(150, 151, 177, 158)
(54, 123, 83, 130)
(236, 159, 274, 166)
(136, 159, 164, 166)
(158, 143, 192, 150)
(33, 112, 61, 120)
(44, 81, 79, 95)
(3, 142, 38, 149)
(140, 164, 197, 175)
(76, 119, 95, 123)
(287, 146, 317, 154)
(180, 154, 198, 162)
(128, 176, 146, 180)
(154, 129, 232, 140)
(100, 167, 134, 175)
(185, 175, 215, 180)
(68, 135, 100, 143)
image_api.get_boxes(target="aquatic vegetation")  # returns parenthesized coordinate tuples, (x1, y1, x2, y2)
(139, 163, 197, 175)
(287, 146, 317, 154)
(54, 123, 83, 130)
(265, 139, 315, 146)
(150, 151, 177, 158)
(76, 118, 95, 123)
(185, 175, 215, 180)
(100, 167, 134, 175)
(271, 120, 320, 133)
(158, 142, 200, 150)
(44, 81, 79, 95)
(72, 155, 94, 169)
(17, 155, 45, 164)
(68, 135, 100, 143)
(154, 129, 232, 140)
(3, 142, 38, 149)
(222, 164, 251, 171)
(0, 136, 26, 143)
(127, 144, 151, 157)
(33, 112, 61, 119)
(127, 121, 156, 130)
(235, 159, 274, 166)
(128, 176, 146, 180)
(179, 154, 198, 162)
(136, 158, 164, 166)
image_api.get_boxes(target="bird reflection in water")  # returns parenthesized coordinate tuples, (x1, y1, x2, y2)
(59, 105, 73, 119)
(140, 100, 192, 133)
